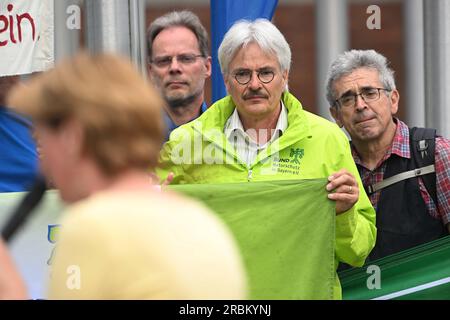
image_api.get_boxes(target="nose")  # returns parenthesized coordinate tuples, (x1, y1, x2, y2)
(168, 57, 181, 74)
(248, 71, 262, 90)
(354, 93, 367, 111)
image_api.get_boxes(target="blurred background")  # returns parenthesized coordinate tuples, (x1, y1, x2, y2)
(50, 0, 450, 136)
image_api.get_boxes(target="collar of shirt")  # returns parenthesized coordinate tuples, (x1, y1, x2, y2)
(224, 101, 288, 148)
(164, 102, 208, 140)
(224, 102, 288, 167)
(351, 117, 411, 169)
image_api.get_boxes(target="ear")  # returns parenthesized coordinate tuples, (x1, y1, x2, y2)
(204, 56, 212, 78)
(389, 89, 399, 115)
(224, 74, 231, 94)
(330, 106, 344, 128)
(281, 69, 288, 87)
(147, 63, 153, 79)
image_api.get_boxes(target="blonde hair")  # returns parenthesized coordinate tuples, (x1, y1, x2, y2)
(8, 52, 165, 175)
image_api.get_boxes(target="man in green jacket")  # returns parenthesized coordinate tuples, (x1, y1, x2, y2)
(158, 19, 376, 299)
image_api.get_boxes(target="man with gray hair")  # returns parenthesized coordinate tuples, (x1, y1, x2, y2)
(147, 10, 211, 140)
(327, 49, 450, 261)
(158, 19, 376, 299)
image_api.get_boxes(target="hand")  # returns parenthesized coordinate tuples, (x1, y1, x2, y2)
(161, 172, 174, 186)
(326, 169, 359, 215)
(149, 172, 174, 186)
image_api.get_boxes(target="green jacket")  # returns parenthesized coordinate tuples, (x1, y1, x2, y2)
(158, 92, 376, 299)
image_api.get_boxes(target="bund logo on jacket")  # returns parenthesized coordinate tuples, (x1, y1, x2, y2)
(270, 148, 305, 175)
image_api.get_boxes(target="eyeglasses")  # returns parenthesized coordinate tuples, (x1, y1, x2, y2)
(335, 87, 390, 108)
(151, 54, 204, 68)
(233, 69, 275, 85)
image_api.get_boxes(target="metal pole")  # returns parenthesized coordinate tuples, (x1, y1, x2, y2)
(404, 0, 425, 128)
(85, 0, 131, 56)
(129, 0, 147, 77)
(315, 0, 348, 120)
(54, 0, 82, 62)
(424, 0, 450, 137)
(84, 0, 147, 74)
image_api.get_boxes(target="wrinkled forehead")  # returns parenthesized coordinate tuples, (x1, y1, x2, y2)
(333, 67, 382, 93)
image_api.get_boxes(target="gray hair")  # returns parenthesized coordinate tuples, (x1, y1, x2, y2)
(147, 10, 209, 60)
(325, 49, 396, 107)
(218, 19, 291, 76)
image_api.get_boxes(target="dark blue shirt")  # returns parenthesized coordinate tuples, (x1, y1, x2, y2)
(0, 106, 38, 192)
(163, 102, 208, 141)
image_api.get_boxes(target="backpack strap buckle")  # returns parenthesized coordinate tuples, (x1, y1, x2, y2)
(418, 139, 429, 159)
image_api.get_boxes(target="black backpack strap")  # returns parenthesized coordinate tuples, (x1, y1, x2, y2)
(409, 127, 438, 206)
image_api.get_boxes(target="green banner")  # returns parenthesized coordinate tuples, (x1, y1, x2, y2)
(170, 179, 336, 299)
(340, 236, 450, 300)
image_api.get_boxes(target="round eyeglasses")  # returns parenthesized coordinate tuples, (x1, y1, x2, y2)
(233, 69, 275, 85)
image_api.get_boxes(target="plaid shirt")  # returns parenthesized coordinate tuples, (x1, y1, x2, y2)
(351, 118, 450, 225)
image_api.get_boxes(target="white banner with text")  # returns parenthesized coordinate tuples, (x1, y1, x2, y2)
(0, 0, 54, 76)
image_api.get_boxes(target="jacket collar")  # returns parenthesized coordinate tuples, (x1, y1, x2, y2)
(189, 92, 312, 167)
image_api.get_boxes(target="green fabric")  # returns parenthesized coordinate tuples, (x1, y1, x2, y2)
(170, 179, 336, 299)
(340, 235, 450, 300)
(158, 92, 377, 298)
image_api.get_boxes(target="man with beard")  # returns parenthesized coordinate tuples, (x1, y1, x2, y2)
(327, 50, 450, 261)
(147, 11, 211, 141)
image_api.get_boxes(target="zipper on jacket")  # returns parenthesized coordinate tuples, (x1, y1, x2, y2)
(247, 169, 253, 182)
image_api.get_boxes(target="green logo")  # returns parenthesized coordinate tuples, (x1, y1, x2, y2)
(290, 148, 304, 164)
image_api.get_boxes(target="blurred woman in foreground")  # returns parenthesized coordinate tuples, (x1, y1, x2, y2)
(6, 53, 246, 300)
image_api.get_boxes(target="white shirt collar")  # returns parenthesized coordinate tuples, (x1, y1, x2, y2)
(225, 101, 288, 144)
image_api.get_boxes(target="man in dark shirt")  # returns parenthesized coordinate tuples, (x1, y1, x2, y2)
(147, 11, 211, 141)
